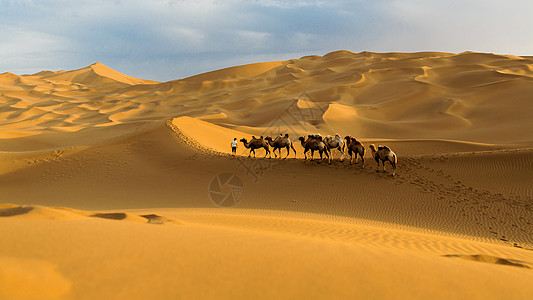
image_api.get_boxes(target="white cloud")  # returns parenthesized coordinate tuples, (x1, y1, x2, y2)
(370, 0, 533, 55)
(1, 0, 533, 80)
(0, 26, 73, 73)
(163, 27, 207, 49)
(253, 0, 326, 9)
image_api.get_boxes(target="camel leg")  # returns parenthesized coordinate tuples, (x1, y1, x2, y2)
(375, 158, 380, 172)
(310, 150, 315, 161)
(291, 144, 297, 159)
(264, 147, 271, 158)
(303, 149, 309, 160)
(251, 149, 256, 158)
(283, 146, 289, 159)
(390, 161, 396, 176)
(339, 148, 344, 162)
(360, 154, 365, 168)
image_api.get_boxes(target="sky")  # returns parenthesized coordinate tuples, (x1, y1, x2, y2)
(1, 0, 533, 82)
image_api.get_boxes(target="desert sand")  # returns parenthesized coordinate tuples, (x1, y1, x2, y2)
(1, 51, 532, 299)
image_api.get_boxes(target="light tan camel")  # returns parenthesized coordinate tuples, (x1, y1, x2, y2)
(344, 135, 365, 166)
(265, 134, 297, 159)
(298, 135, 330, 164)
(323, 134, 345, 162)
(369, 144, 397, 176)
(240, 136, 271, 158)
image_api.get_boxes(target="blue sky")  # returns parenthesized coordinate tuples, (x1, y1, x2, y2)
(1, 0, 532, 81)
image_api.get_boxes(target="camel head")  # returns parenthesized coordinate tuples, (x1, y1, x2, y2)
(335, 133, 341, 139)
(298, 136, 306, 143)
(344, 135, 351, 142)
(284, 133, 289, 138)
(369, 144, 377, 152)
(240, 138, 248, 143)
(265, 136, 272, 142)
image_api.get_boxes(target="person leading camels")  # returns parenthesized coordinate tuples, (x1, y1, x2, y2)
(240, 136, 271, 158)
(231, 138, 238, 157)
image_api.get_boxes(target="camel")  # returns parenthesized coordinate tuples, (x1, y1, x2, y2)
(344, 136, 365, 166)
(298, 135, 330, 164)
(369, 144, 397, 176)
(240, 136, 271, 158)
(265, 134, 297, 159)
(323, 134, 345, 162)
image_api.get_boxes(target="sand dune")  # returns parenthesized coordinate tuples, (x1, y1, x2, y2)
(1, 51, 533, 299)
(1, 51, 533, 142)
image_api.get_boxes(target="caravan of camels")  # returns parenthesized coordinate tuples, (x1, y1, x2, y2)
(239, 134, 397, 176)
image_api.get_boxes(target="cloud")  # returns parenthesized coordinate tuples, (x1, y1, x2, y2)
(368, 0, 533, 54)
(1, 0, 533, 81)
(253, 0, 326, 9)
(0, 26, 73, 74)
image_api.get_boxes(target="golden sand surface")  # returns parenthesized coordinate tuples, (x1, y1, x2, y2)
(1, 51, 532, 299)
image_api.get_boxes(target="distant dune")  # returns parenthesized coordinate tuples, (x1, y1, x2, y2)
(1, 51, 532, 299)
(1, 51, 532, 142)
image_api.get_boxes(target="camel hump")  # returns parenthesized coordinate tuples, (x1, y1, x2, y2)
(308, 133, 322, 140)
(378, 145, 391, 151)
(284, 133, 289, 138)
